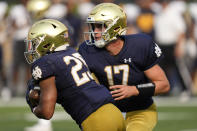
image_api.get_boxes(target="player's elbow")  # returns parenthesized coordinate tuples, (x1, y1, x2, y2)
(39, 112, 53, 120)
(42, 115, 52, 120)
(43, 112, 53, 120)
(163, 80, 170, 94)
(35, 107, 54, 120)
(155, 80, 170, 95)
(42, 109, 54, 120)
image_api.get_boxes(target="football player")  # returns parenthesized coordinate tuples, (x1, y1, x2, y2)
(78, 3, 170, 131)
(25, 1, 52, 131)
(24, 19, 126, 131)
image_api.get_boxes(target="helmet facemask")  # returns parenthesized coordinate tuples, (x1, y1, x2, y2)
(84, 21, 107, 48)
(24, 37, 42, 64)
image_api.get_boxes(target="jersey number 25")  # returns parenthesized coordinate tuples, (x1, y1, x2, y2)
(63, 53, 93, 86)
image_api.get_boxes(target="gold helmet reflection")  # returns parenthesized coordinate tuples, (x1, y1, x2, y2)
(24, 19, 69, 64)
(27, 0, 51, 20)
(84, 3, 127, 48)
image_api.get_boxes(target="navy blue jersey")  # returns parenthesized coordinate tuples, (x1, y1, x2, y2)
(31, 46, 114, 125)
(78, 33, 163, 112)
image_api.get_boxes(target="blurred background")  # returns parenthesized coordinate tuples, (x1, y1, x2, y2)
(0, 0, 197, 131)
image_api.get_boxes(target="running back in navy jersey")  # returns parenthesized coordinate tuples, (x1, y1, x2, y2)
(78, 34, 163, 112)
(31, 47, 114, 125)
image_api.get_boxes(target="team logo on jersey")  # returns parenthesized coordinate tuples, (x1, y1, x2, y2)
(32, 66, 42, 80)
(124, 58, 132, 63)
(154, 43, 162, 57)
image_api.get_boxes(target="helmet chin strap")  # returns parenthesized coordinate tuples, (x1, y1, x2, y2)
(94, 39, 108, 48)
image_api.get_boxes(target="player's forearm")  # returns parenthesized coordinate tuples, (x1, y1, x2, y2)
(34, 77, 57, 119)
(144, 64, 170, 96)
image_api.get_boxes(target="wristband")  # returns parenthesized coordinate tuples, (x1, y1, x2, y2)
(136, 83, 155, 97)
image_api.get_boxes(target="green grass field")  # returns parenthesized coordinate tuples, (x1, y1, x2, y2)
(0, 97, 197, 131)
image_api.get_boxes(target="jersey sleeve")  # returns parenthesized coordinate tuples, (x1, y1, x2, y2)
(78, 43, 85, 57)
(31, 56, 55, 81)
(142, 37, 163, 71)
(78, 42, 94, 72)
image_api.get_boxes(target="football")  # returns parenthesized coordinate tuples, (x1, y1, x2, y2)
(29, 89, 40, 107)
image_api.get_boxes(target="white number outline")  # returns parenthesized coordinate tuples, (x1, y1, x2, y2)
(104, 64, 129, 86)
(63, 53, 93, 86)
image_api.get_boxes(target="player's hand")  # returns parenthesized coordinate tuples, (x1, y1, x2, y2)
(110, 85, 139, 100)
(26, 79, 38, 112)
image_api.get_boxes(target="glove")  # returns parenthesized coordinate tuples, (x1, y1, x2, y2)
(26, 79, 38, 112)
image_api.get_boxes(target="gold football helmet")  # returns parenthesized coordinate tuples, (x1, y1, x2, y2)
(27, 0, 51, 20)
(24, 19, 69, 64)
(84, 3, 127, 48)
